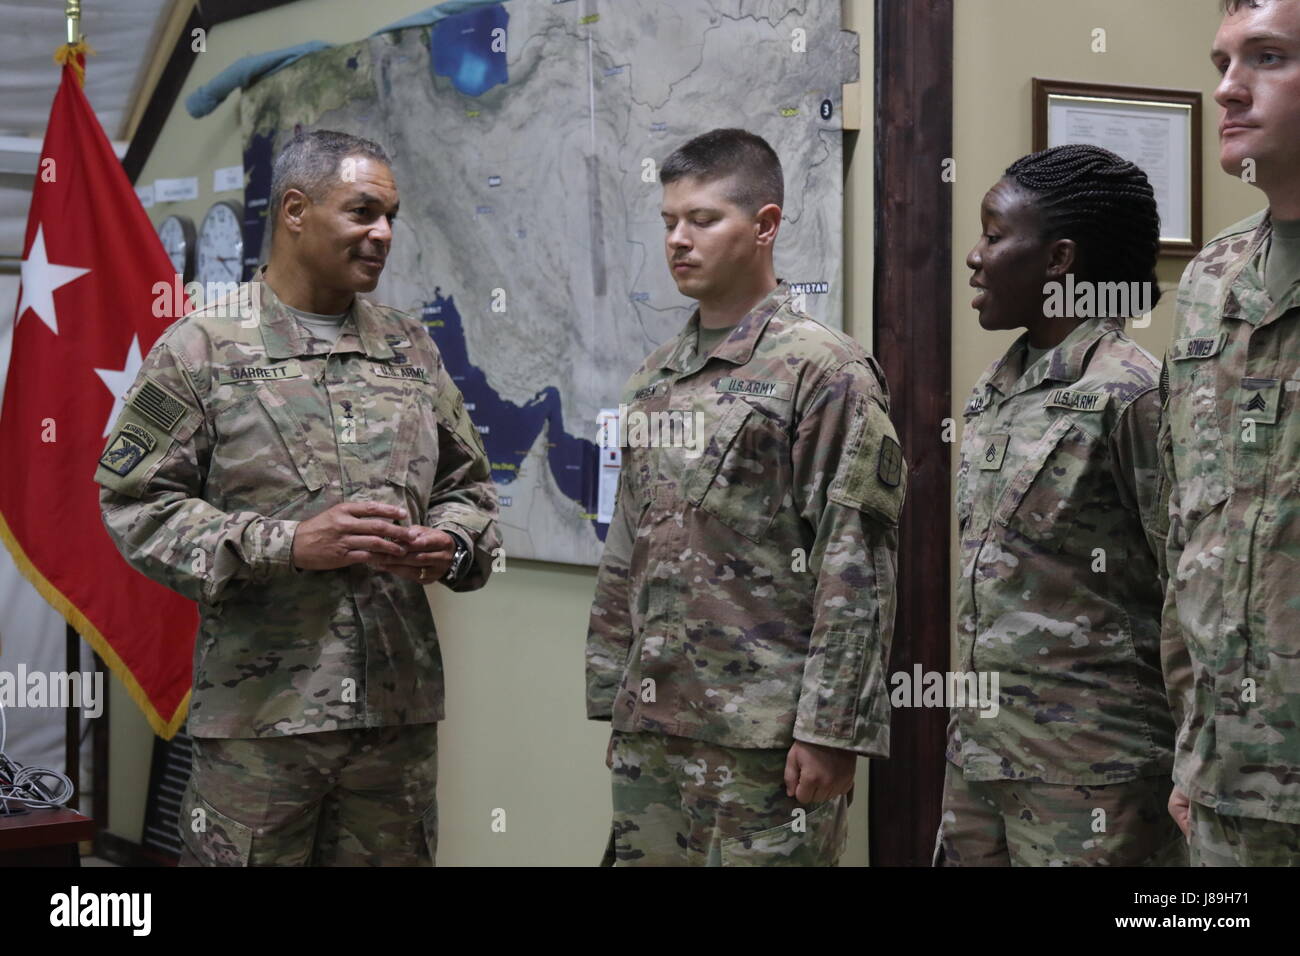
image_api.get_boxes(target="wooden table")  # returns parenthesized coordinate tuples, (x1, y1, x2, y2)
(0, 808, 95, 866)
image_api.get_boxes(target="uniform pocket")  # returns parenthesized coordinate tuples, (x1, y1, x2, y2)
(1168, 346, 1231, 522)
(255, 387, 328, 493)
(720, 796, 848, 866)
(684, 400, 790, 542)
(955, 418, 979, 536)
(995, 416, 1089, 553)
(179, 782, 253, 867)
(209, 386, 327, 517)
(385, 386, 438, 514)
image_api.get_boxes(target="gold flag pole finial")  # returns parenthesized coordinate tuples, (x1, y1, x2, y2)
(55, 0, 95, 85)
(66, 0, 81, 45)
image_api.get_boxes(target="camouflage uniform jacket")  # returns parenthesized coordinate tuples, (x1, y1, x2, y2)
(1157, 211, 1300, 824)
(585, 283, 905, 755)
(948, 316, 1174, 784)
(95, 275, 500, 739)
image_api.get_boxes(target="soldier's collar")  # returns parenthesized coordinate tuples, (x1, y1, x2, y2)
(662, 282, 789, 372)
(988, 317, 1122, 400)
(1044, 316, 1124, 384)
(255, 266, 394, 360)
(1223, 213, 1291, 326)
(348, 297, 398, 360)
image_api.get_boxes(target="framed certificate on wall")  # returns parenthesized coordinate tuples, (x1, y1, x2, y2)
(1033, 79, 1203, 257)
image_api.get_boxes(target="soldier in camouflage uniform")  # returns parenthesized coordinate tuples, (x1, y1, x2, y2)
(95, 131, 499, 866)
(937, 145, 1185, 866)
(1157, 0, 1300, 866)
(586, 129, 904, 866)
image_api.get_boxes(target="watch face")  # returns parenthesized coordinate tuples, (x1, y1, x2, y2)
(196, 202, 245, 288)
(157, 216, 194, 281)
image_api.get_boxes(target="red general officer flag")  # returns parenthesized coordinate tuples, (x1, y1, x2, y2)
(0, 47, 197, 738)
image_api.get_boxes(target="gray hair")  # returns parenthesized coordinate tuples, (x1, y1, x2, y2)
(268, 129, 391, 236)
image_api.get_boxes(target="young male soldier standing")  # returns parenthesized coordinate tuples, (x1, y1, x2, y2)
(95, 130, 499, 866)
(585, 128, 905, 866)
(1159, 0, 1300, 865)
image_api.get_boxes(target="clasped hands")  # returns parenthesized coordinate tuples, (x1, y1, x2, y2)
(290, 501, 457, 583)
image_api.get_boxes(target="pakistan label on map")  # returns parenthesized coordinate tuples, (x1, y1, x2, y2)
(240, 0, 857, 565)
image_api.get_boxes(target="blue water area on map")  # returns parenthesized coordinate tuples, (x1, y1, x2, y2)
(241, 132, 275, 279)
(420, 288, 606, 541)
(430, 3, 509, 97)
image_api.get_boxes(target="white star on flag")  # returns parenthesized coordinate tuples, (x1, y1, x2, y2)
(17, 224, 91, 336)
(95, 336, 144, 438)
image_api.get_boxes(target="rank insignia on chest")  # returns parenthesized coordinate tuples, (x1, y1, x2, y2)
(977, 434, 1010, 471)
(878, 436, 903, 487)
(99, 423, 157, 476)
(1240, 377, 1280, 425)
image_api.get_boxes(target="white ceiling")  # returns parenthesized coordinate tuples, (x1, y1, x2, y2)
(0, 0, 175, 261)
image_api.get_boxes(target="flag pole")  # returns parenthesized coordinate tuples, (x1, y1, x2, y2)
(66, 0, 81, 45)
(62, 0, 87, 821)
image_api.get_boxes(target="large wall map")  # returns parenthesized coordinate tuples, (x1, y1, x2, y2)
(240, 0, 857, 565)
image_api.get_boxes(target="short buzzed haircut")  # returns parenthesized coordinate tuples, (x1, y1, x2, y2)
(268, 129, 391, 236)
(659, 128, 784, 214)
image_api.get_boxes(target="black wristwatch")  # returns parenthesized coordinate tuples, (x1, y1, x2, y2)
(443, 533, 472, 583)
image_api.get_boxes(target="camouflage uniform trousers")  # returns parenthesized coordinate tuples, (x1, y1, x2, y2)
(604, 729, 849, 867)
(178, 723, 438, 866)
(935, 759, 1186, 866)
(1189, 802, 1300, 866)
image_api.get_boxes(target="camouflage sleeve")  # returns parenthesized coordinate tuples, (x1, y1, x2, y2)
(584, 464, 636, 720)
(95, 339, 299, 605)
(425, 361, 501, 592)
(790, 360, 905, 757)
(1154, 360, 1194, 739)
(1107, 385, 1163, 562)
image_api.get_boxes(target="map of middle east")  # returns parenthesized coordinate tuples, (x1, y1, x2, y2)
(240, 0, 857, 565)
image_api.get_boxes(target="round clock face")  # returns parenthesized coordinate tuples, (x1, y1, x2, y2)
(156, 215, 194, 282)
(196, 201, 245, 287)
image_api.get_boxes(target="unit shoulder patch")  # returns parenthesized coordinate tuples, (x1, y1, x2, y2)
(99, 422, 158, 477)
(827, 395, 906, 525)
(878, 435, 903, 488)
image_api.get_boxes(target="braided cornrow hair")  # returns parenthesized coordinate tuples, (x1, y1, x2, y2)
(1004, 144, 1161, 316)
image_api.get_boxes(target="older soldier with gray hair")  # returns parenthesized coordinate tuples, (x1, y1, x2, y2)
(1158, 0, 1300, 866)
(95, 129, 499, 866)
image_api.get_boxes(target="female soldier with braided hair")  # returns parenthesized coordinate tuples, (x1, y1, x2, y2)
(935, 144, 1185, 866)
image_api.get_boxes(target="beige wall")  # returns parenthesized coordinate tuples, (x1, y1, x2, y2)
(947, 0, 1265, 645)
(112, 0, 875, 865)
